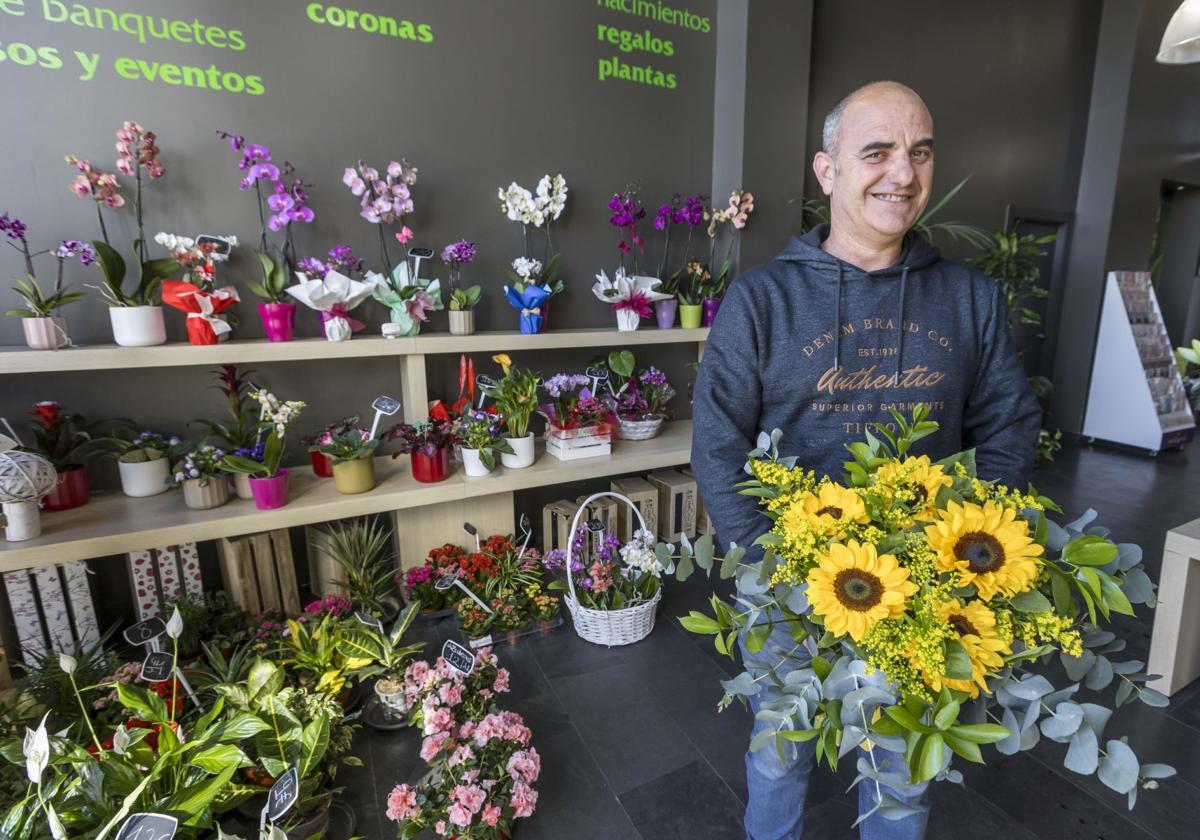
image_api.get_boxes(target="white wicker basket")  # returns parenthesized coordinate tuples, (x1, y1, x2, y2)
(563, 491, 662, 647)
(616, 415, 664, 441)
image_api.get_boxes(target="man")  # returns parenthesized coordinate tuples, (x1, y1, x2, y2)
(691, 81, 1041, 840)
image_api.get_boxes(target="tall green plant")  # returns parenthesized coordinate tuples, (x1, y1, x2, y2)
(320, 517, 397, 615)
(968, 229, 1056, 334)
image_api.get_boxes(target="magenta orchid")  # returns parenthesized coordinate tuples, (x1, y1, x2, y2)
(608, 186, 647, 274)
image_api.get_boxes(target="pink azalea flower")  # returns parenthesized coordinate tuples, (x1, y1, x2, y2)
(448, 803, 474, 827)
(435, 819, 447, 836)
(420, 731, 450, 761)
(493, 669, 510, 693)
(511, 781, 538, 818)
(454, 784, 487, 814)
(385, 784, 420, 822)
(482, 804, 501, 827)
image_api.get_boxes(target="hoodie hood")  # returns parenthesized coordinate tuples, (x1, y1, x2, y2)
(775, 223, 942, 373)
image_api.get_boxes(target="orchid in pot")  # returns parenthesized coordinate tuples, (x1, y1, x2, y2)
(156, 232, 241, 346)
(591, 267, 672, 332)
(538, 374, 616, 461)
(216, 131, 316, 342)
(454, 410, 513, 478)
(173, 443, 231, 510)
(68, 121, 178, 346)
(697, 188, 754, 326)
(303, 415, 366, 477)
(384, 419, 455, 483)
(3, 214, 93, 349)
(314, 427, 378, 495)
(480, 353, 541, 469)
(192, 364, 262, 498)
(444, 240, 481, 336)
(221, 389, 305, 510)
(651, 193, 705, 327)
(499, 174, 567, 332)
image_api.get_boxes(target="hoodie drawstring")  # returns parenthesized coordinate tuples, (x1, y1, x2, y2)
(833, 263, 844, 370)
(895, 266, 909, 381)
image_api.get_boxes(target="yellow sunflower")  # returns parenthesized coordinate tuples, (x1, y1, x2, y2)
(923, 500, 1043, 601)
(875, 455, 952, 520)
(791, 481, 869, 535)
(927, 599, 1011, 697)
(807, 540, 917, 642)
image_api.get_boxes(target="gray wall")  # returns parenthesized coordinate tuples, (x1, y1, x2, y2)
(1, 0, 717, 484)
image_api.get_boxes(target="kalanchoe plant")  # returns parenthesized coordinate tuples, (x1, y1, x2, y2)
(2, 216, 94, 318)
(314, 428, 377, 465)
(220, 389, 305, 478)
(26, 401, 103, 473)
(454, 410, 514, 471)
(480, 354, 540, 440)
(383, 419, 455, 458)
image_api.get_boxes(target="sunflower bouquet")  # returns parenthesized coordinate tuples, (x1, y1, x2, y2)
(673, 407, 1173, 822)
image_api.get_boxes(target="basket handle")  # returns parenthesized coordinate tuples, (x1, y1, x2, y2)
(564, 491, 649, 603)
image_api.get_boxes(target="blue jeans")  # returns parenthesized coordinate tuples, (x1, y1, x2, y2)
(741, 621, 930, 840)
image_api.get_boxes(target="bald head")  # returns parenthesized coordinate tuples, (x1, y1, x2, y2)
(822, 81, 930, 158)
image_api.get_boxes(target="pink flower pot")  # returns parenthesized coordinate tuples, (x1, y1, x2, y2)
(248, 469, 290, 510)
(259, 302, 296, 342)
(701, 297, 722, 327)
(42, 466, 90, 512)
(654, 299, 677, 329)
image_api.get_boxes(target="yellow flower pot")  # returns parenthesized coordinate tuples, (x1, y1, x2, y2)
(679, 304, 702, 329)
(332, 455, 376, 494)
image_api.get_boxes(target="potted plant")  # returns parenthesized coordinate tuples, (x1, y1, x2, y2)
(443, 240, 480, 335)
(26, 401, 102, 511)
(383, 419, 454, 483)
(601, 351, 675, 440)
(216, 131, 316, 342)
(157, 232, 241, 345)
(454, 410, 512, 477)
(318, 517, 402, 620)
(699, 188, 754, 326)
(303, 415, 365, 478)
(530, 584, 561, 636)
(68, 122, 178, 346)
(222, 388, 306, 510)
(315, 428, 378, 494)
(482, 354, 541, 469)
(193, 365, 264, 500)
(538, 374, 616, 461)
(591, 267, 672, 332)
(648, 194, 689, 328)
(499, 174, 568, 332)
(174, 443, 230, 509)
(102, 428, 184, 497)
(3, 214, 92, 349)
(287, 267, 378, 342)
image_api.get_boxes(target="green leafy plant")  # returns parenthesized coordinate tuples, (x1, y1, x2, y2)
(1176, 339, 1200, 378)
(97, 428, 185, 465)
(7, 275, 87, 318)
(312, 429, 377, 465)
(90, 238, 177, 307)
(26, 400, 106, 473)
(449, 284, 482, 311)
(481, 354, 541, 439)
(319, 517, 399, 616)
(968, 229, 1056, 332)
(245, 249, 289, 303)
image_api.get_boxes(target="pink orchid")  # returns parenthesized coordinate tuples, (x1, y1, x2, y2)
(396, 226, 414, 244)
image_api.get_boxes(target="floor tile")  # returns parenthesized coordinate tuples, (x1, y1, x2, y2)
(619, 760, 745, 840)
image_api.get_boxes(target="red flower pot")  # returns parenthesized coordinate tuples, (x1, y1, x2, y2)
(311, 451, 333, 477)
(410, 448, 451, 483)
(42, 466, 91, 511)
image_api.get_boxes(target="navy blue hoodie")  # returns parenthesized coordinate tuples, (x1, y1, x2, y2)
(691, 224, 1041, 556)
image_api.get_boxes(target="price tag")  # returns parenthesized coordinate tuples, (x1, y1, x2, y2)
(124, 617, 167, 647)
(140, 651, 174, 683)
(584, 365, 610, 381)
(467, 634, 493, 650)
(116, 813, 178, 840)
(354, 610, 385, 635)
(372, 395, 401, 416)
(263, 766, 299, 826)
(442, 639, 476, 676)
(463, 521, 481, 551)
(407, 246, 435, 260)
(475, 374, 497, 391)
(195, 235, 234, 257)
(586, 518, 607, 533)
(435, 574, 459, 591)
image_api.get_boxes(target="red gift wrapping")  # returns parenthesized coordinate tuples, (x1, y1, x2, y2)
(162, 280, 240, 345)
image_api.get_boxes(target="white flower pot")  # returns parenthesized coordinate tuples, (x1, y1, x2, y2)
(448, 310, 475, 336)
(2, 500, 41, 541)
(118, 458, 171, 497)
(109, 305, 166, 347)
(615, 309, 641, 332)
(500, 433, 536, 469)
(460, 448, 493, 477)
(22, 316, 69, 350)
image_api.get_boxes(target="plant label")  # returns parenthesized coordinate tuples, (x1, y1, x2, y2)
(587, 518, 607, 533)
(475, 374, 497, 391)
(585, 365, 610, 381)
(407, 247, 435, 259)
(467, 634, 493, 650)
(354, 610, 385, 635)
(463, 521, 481, 551)
(115, 813, 178, 840)
(195, 235, 233, 257)
(442, 639, 475, 676)
(435, 574, 459, 591)
(139, 651, 174, 683)
(263, 766, 299, 826)
(124, 616, 167, 647)
(372, 395, 401, 416)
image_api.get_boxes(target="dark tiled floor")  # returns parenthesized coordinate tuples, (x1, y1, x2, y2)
(342, 441, 1200, 839)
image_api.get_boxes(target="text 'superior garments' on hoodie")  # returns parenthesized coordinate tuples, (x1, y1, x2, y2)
(691, 223, 1042, 557)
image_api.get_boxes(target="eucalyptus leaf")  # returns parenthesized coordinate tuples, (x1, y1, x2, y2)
(1098, 739, 1139, 794)
(1085, 656, 1114, 691)
(1063, 726, 1099, 775)
(1040, 702, 1083, 742)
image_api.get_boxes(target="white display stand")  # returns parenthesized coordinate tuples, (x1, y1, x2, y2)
(1148, 517, 1200, 696)
(1083, 271, 1195, 453)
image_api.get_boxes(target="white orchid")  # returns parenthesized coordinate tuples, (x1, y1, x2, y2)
(536, 173, 568, 221)
(512, 257, 543, 280)
(620, 530, 663, 575)
(23, 713, 50, 784)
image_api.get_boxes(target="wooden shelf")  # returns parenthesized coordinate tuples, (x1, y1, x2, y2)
(0, 327, 709, 374)
(0, 421, 692, 571)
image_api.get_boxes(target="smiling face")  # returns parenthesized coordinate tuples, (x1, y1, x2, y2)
(814, 84, 934, 253)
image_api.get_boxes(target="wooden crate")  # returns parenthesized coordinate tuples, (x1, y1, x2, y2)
(545, 426, 612, 460)
(679, 469, 713, 536)
(574, 495, 620, 561)
(127, 543, 204, 620)
(217, 529, 302, 617)
(647, 469, 697, 542)
(2, 561, 100, 662)
(610, 477, 659, 541)
(543, 499, 581, 556)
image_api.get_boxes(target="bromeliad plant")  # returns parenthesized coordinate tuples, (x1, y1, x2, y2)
(673, 407, 1173, 823)
(26, 400, 104, 473)
(194, 365, 263, 452)
(221, 389, 305, 479)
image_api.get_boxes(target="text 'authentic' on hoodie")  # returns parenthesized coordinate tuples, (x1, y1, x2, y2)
(691, 223, 1042, 556)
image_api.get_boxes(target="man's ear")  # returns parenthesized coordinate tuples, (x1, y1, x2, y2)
(813, 151, 836, 197)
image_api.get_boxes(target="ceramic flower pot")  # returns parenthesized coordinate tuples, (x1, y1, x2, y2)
(448, 309, 475, 336)
(615, 309, 641, 332)
(679, 303, 702, 329)
(233, 472, 254, 500)
(332, 456, 376, 494)
(182, 477, 230, 510)
(654, 299, 677, 329)
(311, 451, 333, 477)
(259, 302, 296, 342)
(500, 433, 536, 469)
(42, 466, 90, 512)
(22, 316, 69, 350)
(118, 458, 170, 497)
(2, 500, 41, 541)
(460, 448, 493, 477)
(701, 297, 722, 327)
(109, 305, 167, 347)
(410, 448, 450, 483)
(249, 470, 290, 510)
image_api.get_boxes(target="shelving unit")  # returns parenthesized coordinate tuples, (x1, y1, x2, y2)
(1, 326, 707, 574)
(1083, 272, 1196, 453)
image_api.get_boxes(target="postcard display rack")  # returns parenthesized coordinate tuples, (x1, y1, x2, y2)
(0, 328, 708, 664)
(1083, 272, 1196, 454)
